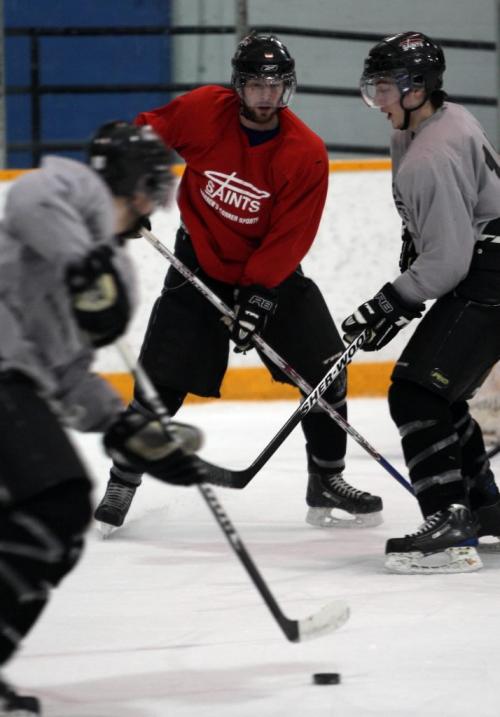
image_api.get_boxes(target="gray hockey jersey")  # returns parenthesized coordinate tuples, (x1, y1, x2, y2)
(390, 102, 500, 304)
(0, 156, 137, 430)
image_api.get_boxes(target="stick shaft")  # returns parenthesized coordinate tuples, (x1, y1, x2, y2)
(141, 227, 414, 495)
(116, 339, 319, 641)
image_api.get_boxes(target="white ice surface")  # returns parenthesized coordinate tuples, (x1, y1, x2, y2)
(6, 399, 500, 717)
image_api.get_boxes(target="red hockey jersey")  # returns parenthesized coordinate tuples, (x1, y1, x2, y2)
(135, 85, 328, 288)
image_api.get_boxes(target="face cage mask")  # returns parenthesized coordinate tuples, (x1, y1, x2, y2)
(135, 169, 174, 208)
(360, 67, 430, 108)
(234, 72, 297, 108)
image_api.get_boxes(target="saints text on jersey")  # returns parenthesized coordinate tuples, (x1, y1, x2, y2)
(201, 170, 271, 225)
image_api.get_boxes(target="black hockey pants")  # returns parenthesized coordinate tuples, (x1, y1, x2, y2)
(0, 375, 93, 664)
(134, 228, 349, 470)
(389, 291, 500, 517)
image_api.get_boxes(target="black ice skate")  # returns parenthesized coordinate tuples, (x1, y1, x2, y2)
(474, 498, 500, 552)
(94, 474, 139, 537)
(0, 675, 40, 715)
(385, 503, 482, 574)
(305, 464, 383, 528)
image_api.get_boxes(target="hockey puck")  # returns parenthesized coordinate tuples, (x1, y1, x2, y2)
(312, 672, 341, 685)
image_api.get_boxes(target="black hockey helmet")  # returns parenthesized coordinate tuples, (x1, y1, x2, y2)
(360, 32, 445, 108)
(231, 32, 297, 107)
(88, 121, 173, 205)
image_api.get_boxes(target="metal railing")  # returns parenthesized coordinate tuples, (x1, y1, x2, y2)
(5, 24, 498, 164)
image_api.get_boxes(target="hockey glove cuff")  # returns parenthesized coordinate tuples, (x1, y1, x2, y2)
(66, 245, 131, 348)
(118, 215, 152, 241)
(231, 284, 277, 353)
(341, 282, 424, 351)
(103, 412, 207, 486)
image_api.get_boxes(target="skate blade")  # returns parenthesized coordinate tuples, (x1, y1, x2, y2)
(96, 521, 118, 539)
(385, 546, 483, 574)
(478, 537, 500, 552)
(306, 507, 383, 529)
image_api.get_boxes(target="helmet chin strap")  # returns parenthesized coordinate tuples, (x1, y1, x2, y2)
(400, 108, 411, 131)
(398, 91, 428, 131)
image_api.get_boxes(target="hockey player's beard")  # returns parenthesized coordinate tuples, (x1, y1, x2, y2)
(241, 104, 279, 125)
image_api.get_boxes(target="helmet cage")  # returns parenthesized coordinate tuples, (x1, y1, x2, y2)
(134, 169, 173, 207)
(360, 68, 425, 108)
(360, 67, 443, 110)
(232, 69, 297, 108)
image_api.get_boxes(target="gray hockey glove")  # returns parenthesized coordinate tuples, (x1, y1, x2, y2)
(341, 282, 424, 352)
(231, 284, 277, 353)
(66, 245, 131, 348)
(103, 412, 207, 486)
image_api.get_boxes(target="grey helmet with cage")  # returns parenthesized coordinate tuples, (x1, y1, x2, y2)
(88, 120, 174, 207)
(360, 32, 446, 129)
(231, 32, 297, 108)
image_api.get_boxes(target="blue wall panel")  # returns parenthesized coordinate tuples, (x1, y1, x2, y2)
(40, 36, 169, 84)
(6, 95, 30, 141)
(5, 36, 30, 83)
(5, 0, 172, 167)
(41, 93, 168, 141)
(6, 0, 170, 27)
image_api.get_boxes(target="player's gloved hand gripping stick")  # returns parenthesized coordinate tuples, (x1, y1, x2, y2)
(140, 226, 414, 496)
(115, 338, 350, 643)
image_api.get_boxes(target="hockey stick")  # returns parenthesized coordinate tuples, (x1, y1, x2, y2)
(184, 331, 366, 489)
(115, 338, 350, 642)
(141, 226, 415, 496)
(487, 443, 500, 460)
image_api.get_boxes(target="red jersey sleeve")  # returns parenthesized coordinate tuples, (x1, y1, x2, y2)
(135, 103, 178, 147)
(134, 87, 216, 156)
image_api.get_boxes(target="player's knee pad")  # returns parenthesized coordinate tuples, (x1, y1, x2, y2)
(389, 381, 467, 516)
(388, 379, 451, 427)
(0, 478, 92, 592)
(388, 379, 458, 469)
(450, 400, 469, 426)
(450, 400, 493, 493)
(47, 479, 92, 580)
(0, 479, 91, 663)
(389, 378, 461, 474)
(450, 400, 482, 455)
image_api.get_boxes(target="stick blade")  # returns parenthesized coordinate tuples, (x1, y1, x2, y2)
(198, 458, 252, 489)
(297, 600, 350, 641)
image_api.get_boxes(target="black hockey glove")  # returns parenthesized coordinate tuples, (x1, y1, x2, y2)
(118, 215, 152, 241)
(103, 412, 207, 486)
(341, 282, 424, 352)
(66, 245, 131, 348)
(231, 284, 277, 353)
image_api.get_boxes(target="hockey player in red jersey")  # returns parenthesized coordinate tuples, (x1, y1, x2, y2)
(95, 32, 383, 531)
